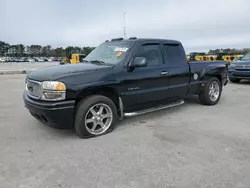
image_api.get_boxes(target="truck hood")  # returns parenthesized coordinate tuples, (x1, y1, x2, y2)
(27, 63, 113, 81)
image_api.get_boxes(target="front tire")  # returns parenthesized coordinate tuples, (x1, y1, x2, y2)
(229, 77, 241, 83)
(74, 95, 118, 139)
(199, 77, 222, 105)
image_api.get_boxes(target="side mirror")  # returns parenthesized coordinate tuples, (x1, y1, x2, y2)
(129, 57, 147, 68)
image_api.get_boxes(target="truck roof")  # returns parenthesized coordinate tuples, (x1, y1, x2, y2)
(107, 37, 181, 44)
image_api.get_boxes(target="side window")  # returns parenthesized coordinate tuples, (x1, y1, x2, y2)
(136, 44, 163, 67)
(164, 44, 185, 65)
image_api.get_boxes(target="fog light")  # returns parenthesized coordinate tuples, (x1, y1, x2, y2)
(42, 91, 66, 101)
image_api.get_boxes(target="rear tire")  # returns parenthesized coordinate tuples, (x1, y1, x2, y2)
(199, 77, 222, 105)
(229, 77, 241, 83)
(74, 95, 118, 139)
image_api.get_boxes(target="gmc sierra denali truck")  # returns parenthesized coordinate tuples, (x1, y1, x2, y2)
(23, 38, 228, 138)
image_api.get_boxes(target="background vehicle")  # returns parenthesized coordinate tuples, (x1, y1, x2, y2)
(189, 52, 206, 61)
(228, 52, 250, 83)
(23, 37, 228, 139)
(26, 58, 35, 62)
(60, 47, 86, 64)
(188, 52, 243, 64)
(47, 57, 53, 62)
(204, 55, 216, 61)
(37, 57, 44, 62)
(0, 57, 5, 62)
(15, 58, 22, 62)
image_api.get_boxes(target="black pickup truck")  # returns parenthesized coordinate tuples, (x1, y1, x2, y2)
(23, 38, 228, 138)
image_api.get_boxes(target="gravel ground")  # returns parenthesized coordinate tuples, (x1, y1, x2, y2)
(0, 74, 250, 188)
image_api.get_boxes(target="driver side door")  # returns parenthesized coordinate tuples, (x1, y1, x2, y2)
(118, 43, 168, 112)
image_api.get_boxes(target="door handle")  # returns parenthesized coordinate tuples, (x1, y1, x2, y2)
(161, 71, 168, 75)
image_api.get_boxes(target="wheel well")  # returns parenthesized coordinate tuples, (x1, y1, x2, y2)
(203, 75, 222, 83)
(75, 87, 120, 112)
(214, 75, 222, 85)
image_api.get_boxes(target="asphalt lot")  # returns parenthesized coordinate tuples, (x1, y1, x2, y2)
(0, 74, 250, 188)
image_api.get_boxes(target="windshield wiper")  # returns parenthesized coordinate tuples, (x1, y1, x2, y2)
(80, 60, 89, 63)
(90, 60, 106, 65)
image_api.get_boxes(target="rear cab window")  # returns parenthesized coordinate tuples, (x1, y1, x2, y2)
(163, 43, 186, 66)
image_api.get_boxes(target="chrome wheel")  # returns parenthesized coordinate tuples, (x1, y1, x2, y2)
(85, 103, 113, 135)
(208, 81, 220, 101)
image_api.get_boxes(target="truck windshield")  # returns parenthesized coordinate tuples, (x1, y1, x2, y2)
(240, 53, 250, 61)
(84, 41, 134, 65)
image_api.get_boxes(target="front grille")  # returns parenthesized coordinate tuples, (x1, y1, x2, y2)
(235, 69, 250, 71)
(234, 65, 250, 70)
(233, 71, 250, 77)
(26, 79, 42, 99)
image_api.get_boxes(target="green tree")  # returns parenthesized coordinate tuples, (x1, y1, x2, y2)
(74, 46, 82, 53)
(83, 46, 95, 55)
(26, 46, 31, 56)
(30, 45, 42, 56)
(242, 48, 250, 54)
(42, 45, 52, 56)
(0, 41, 10, 56)
(214, 49, 221, 54)
(208, 49, 215, 54)
(7, 45, 19, 57)
(16, 44, 25, 56)
(223, 48, 231, 54)
(54, 47, 65, 57)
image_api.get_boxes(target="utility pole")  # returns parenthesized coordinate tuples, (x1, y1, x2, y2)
(123, 12, 126, 39)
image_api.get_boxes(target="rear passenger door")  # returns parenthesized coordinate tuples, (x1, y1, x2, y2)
(162, 43, 190, 98)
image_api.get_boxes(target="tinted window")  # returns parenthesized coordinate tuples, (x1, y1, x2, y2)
(136, 44, 162, 67)
(164, 44, 185, 65)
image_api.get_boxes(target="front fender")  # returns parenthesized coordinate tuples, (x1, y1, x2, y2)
(75, 80, 120, 98)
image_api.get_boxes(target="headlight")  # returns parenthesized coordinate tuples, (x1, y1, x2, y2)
(230, 63, 235, 68)
(228, 64, 236, 73)
(42, 81, 66, 91)
(41, 81, 66, 101)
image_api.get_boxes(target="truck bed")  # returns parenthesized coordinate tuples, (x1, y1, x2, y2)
(188, 60, 228, 94)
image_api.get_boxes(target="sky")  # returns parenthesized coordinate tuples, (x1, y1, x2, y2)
(1, 0, 250, 53)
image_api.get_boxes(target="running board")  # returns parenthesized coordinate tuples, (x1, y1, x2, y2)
(124, 99, 185, 117)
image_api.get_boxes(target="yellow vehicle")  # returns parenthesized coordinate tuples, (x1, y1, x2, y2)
(203, 55, 216, 61)
(189, 52, 206, 61)
(60, 47, 86, 65)
(69, 53, 86, 64)
(233, 55, 243, 60)
(195, 55, 204, 61)
(215, 53, 232, 64)
(188, 52, 244, 64)
(222, 55, 232, 63)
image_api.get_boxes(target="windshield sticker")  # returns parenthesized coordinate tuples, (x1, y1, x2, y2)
(117, 51, 123, 57)
(114, 47, 128, 52)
